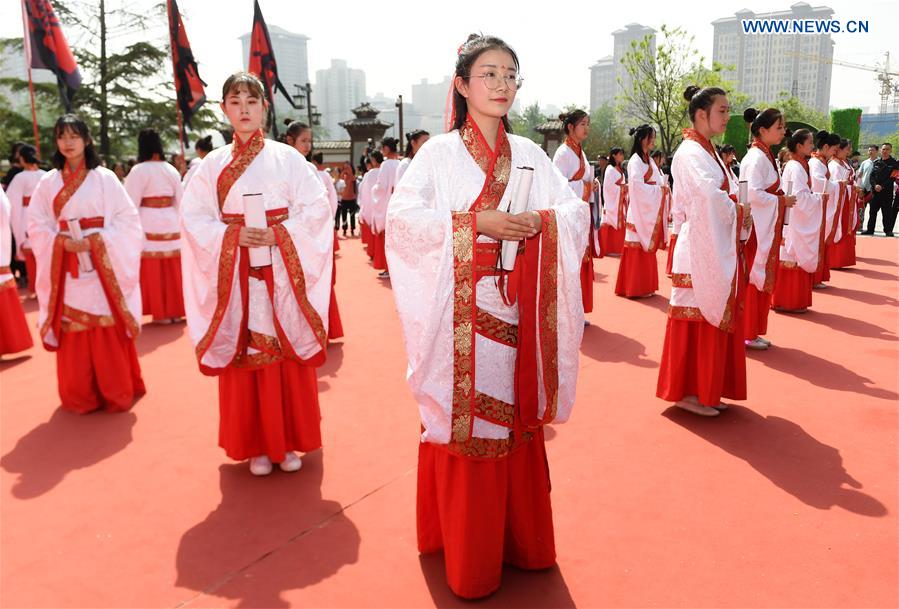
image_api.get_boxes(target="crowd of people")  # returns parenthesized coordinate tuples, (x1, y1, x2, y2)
(1, 31, 898, 601)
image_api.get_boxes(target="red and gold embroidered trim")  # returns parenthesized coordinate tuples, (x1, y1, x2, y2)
(668, 304, 704, 321)
(271, 224, 328, 353)
(460, 116, 512, 213)
(221, 207, 289, 226)
(442, 430, 534, 459)
(141, 250, 181, 259)
(87, 233, 140, 339)
(22, 196, 31, 208)
(141, 196, 174, 208)
(195, 224, 241, 364)
(450, 211, 476, 443)
(671, 273, 693, 288)
(475, 308, 517, 347)
(145, 232, 180, 241)
(780, 260, 799, 269)
(53, 161, 87, 218)
(61, 305, 116, 332)
(0, 266, 10, 275)
(59, 217, 104, 231)
(536, 209, 559, 422)
(216, 129, 265, 211)
(474, 391, 515, 427)
(39, 234, 68, 348)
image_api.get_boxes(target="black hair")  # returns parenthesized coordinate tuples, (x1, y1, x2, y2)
(786, 128, 813, 154)
(683, 85, 727, 122)
(371, 150, 384, 164)
(868, 144, 879, 150)
(628, 124, 655, 162)
(813, 130, 841, 150)
(8, 141, 26, 164)
(51, 114, 101, 170)
(311, 152, 324, 165)
(743, 107, 784, 137)
(451, 33, 520, 132)
(719, 144, 735, 155)
(285, 120, 311, 140)
(609, 147, 624, 168)
(137, 129, 165, 163)
(561, 110, 589, 137)
(222, 71, 265, 100)
(17, 144, 39, 165)
(883, 142, 893, 148)
(651, 150, 664, 160)
(381, 137, 399, 154)
(195, 135, 214, 153)
(404, 129, 430, 158)
(838, 138, 851, 150)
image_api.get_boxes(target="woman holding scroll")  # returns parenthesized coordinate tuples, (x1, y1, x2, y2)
(28, 115, 145, 413)
(386, 34, 588, 599)
(180, 72, 333, 476)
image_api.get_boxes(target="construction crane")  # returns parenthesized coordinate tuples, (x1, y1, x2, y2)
(790, 51, 899, 113)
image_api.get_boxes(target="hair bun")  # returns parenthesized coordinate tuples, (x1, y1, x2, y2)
(683, 85, 701, 101)
(743, 107, 759, 123)
(628, 127, 637, 136)
(784, 128, 794, 138)
(558, 113, 567, 122)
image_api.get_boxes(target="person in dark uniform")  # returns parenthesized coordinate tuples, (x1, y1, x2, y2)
(865, 143, 898, 236)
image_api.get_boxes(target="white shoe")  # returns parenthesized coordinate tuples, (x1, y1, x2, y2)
(758, 336, 772, 347)
(745, 338, 769, 350)
(249, 456, 273, 476)
(713, 402, 732, 411)
(279, 452, 303, 473)
(378, 271, 390, 279)
(675, 399, 720, 417)
(813, 282, 827, 289)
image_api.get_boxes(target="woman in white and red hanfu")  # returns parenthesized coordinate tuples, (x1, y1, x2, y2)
(28, 115, 145, 413)
(124, 129, 185, 323)
(371, 137, 400, 277)
(615, 124, 669, 298)
(808, 130, 840, 287)
(657, 86, 750, 417)
(553, 110, 597, 315)
(772, 129, 826, 313)
(180, 73, 333, 476)
(0, 188, 33, 356)
(182, 135, 214, 189)
(387, 35, 588, 599)
(827, 139, 857, 269)
(7, 144, 46, 295)
(600, 147, 627, 256)
(358, 152, 381, 259)
(740, 108, 793, 350)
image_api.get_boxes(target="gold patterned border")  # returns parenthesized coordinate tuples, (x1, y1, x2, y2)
(39, 234, 67, 349)
(195, 224, 241, 369)
(474, 391, 515, 427)
(475, 307, 518, 347)
(87, 233, 141, 339)
(763, 195, 786, 294)
(442, 430, 534, 459)
(668, 304, 704, 321)
(450, 211, 476, 443)
(537, 209, 559, 423)
(671, 273, 693, 288)
(145, 232, 180, 241)
(271, 223, 328, 354)
(62, 305, 116, 331)
(53, 161, 87, 218)
(141, 250, 181, 259)
(460, 116, 512, 213)
(216, 129, 265, 211)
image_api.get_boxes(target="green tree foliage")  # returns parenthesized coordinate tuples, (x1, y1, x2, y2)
(830, 108, 862, 151)
(759, 93, 829, 131)
(509, 101, 546, 143)
(582, 102, 630, 160)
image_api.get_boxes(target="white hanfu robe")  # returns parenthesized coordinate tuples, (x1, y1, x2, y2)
(742, 145, 785, 292)
(779, 160, 824, 273)
(124, 160, 184, 258)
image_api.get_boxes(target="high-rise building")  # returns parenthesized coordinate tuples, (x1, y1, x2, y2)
(589, 23, 656, 111)
(239, 25, 310, 124)
(712, 2, 834, 112)
(315, 59, 366, 138)
(411, 76, 452, 134)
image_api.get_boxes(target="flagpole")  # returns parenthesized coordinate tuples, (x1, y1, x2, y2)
(166, 0, 186, 161)
(21, 0, 40, 158)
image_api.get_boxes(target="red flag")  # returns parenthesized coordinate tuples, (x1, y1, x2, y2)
(167, 0, 206, 128)
(248, 0, 297, 134)
(22, 0, 81, 111)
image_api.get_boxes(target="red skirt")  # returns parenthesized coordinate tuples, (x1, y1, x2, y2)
(772, 265, 813, 311)
(372, 231, 388, 271)
(57, 325, 145, 414)
(0, 281, 33, 355)
(140, 254, 185, 320)
(615, 245, 658, 297)
(828, 233, 856, 269)
(580, 252, 594, 313)
(361, 222, 373, 258)
(599, 224, 624, 256)
(328, 285, 344, 340)
(23, 248, 36, 293)
(217, 358, 321, 462)
(744, 283, 772, 340)
(656, 314, 747, 407)
(417, 430, 556, 599)
(813, 246, 831, 284)
(333, 231, 340, 253)
(665, 234, 677, 277)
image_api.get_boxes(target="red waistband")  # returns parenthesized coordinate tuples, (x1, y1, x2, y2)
(59, 217, 105, 231)
(22, 196, 31, 207)
(221, 207, 289, 227)
(141, 196, 174, 208)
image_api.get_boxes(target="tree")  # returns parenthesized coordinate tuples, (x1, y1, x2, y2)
(582, 102, 630, 160)
(509, 102, 546, 143)
(618, 26, 752, 156)
(759, 93, 830, 131)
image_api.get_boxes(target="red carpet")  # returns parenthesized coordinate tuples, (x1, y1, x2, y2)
(1, 233, 896, 608)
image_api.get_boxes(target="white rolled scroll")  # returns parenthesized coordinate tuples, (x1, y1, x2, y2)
(66, 218, 94, 274)
(501, 166, 534, 271)
(783, 179, 792, 225)
(242, 193, 272, 267)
